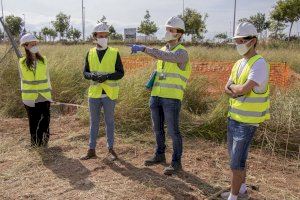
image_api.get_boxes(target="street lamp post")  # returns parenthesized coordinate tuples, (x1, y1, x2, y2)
(183, 0, 185, 16)
(82, 0, 85, 41)
(23, 13, 25, 30)
(1, 0, 5, 39)
(233, 0, 237, 37)
(1, 0, 4, 19)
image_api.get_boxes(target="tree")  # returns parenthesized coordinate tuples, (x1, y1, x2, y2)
(108, 25, 123, 40)
(268, 19, 287, 39)
(5, 15, 23, 37)
(238, 12, 270, 38)
(110, 33, 123, 41)
(66, 26, 81, 42)
(41, 27, 50, 42)
(214, 32, 228, 43)
(270, 5, 286, 39)
(98, 15, 107, 24)
(109, 25, 116, 34)
(48, 28, 58, 42)
(271, 0, 300, 40)
(52, 12, 71, 40)
(179, 8, 208, 42)
(137, 10, 158, 36)
(33, 31, 43, 41)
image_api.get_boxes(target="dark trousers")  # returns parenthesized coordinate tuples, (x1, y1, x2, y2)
(24, 101, 51, 146)
(150, 96, 182, 164)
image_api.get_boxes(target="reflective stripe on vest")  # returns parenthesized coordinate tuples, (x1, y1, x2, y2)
(229, 107, 270, 117)
(235, 96, 269, 103)
(22, 88, 52, 93)
(153, 82, 185, 91)
(19, 56, 52, 102)
(88, 47, 120, 100)
(22, 79, 48, 84)
(156, 72, 188, 82)
(151, 44, 191, 101)
(228, 55, 270, 124)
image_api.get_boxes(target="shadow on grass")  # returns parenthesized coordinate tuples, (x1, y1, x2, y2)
(104, 158, 220, 200)
(38, 146, 95, 191)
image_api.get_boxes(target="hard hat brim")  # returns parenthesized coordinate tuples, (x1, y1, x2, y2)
(233, 35, 257, 39)
(93, 31, 110, 33)
(165, 24, 185, 31)
(20, 39, 39, 46)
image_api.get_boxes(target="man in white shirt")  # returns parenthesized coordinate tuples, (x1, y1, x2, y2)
(222, 22, 270, 200)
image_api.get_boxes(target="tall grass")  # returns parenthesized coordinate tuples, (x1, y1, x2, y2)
(0, 43, 299, 149)
(0, 52, 25, 117)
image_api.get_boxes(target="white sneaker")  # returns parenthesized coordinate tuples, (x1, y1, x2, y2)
(221, 191, 249, 200)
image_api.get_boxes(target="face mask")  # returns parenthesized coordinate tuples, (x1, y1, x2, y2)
(29, 46, 39, 54)
(164, 31, 178, 42)
(236, 40, 253, 56)
(97, 38, 108, 49)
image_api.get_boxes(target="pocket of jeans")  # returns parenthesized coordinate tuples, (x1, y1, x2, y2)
(235, 123, 256, 141)
(149, 97, 156, 108)
(163, 98, 180, 107)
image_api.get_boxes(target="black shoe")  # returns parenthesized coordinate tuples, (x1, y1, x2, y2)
(163, 162, 182, 175)
(144, 154, 166, 166)
(108, 148, 118, 161)
(80, 149, 97, 160)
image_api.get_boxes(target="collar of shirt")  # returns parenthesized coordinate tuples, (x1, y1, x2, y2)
(166, 42, 181, 51)
(96, 47, 108, 51)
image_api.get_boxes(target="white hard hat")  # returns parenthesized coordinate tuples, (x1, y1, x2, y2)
(233, 22, 258, 39)
(92, 23, 110, 34)
(165, 16, 185, 31)
(20, 33, 39, 46)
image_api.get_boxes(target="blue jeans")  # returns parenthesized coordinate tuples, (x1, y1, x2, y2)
(150, 96, 182, 164)
(227, 118, 257, 170)
(88, 97, 115, 149)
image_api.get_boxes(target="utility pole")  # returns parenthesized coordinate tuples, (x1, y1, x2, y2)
(182, 0, 185, 16)
(229, 21, 232, 36)
(233, 0, 237, 37)
(82, 0, 85, 41)
(22, 13, 25, 30)
(1, 0, 5, 39)
(297, 20, 300, 37)
(1, 0, 3, 19)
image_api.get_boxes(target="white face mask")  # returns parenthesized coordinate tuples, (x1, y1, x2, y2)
(164, 31, 178, 42)
(97, 38, 108, 49)
(29, 46, 39, 54)
(236, 40, 253, 56)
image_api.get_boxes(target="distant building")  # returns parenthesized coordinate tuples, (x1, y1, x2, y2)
(124, 28, 136, 42)
(136, 35, 158, 42)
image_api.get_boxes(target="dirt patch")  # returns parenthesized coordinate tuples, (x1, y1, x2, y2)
(0, 116, 299, 199)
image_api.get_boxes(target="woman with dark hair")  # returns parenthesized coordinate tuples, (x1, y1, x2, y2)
(19, 33, 52, 147)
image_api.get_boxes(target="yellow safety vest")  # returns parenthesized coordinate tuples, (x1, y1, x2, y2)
(19, 56, 52, 102)
(88, 47, 119, 100)
(151, 44, 191, 101)
(228, 55, 270, 124)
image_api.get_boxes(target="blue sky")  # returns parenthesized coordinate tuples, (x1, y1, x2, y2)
(1, 0, 299, 39)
